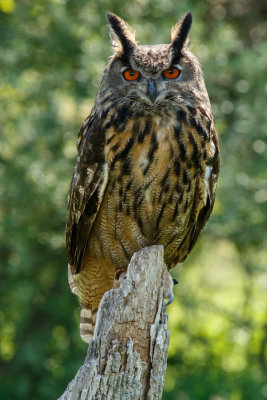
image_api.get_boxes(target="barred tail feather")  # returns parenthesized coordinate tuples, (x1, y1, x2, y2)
(80, 306, 98, 343)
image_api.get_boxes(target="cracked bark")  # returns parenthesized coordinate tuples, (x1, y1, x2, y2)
(59, 245, 173, 400)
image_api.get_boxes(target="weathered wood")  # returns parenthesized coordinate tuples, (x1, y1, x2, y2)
(59, 245, 173, 400)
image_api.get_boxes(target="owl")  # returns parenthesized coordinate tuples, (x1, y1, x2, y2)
(66, 12, 220, 343)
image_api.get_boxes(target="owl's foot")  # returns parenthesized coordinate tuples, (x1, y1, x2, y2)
(113, 267, 127, 289)
(162, 271, 175, 312)
(163, 291, 174, 312)
(162, 278, 177, 309)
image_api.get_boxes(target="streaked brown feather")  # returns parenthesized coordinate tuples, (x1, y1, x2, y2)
(66, 115, 107, 274)
(176, 127, 220, 265)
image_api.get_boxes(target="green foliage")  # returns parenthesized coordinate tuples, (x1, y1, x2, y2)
(0, 1, 266, 399)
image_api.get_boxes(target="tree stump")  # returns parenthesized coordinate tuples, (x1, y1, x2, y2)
(59, 245, 173, 400)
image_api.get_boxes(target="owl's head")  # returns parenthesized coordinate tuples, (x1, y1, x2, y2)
(99, 12, 210, 115)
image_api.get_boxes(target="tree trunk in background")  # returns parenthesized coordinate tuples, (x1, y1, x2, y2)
(59, 245, 173, 400)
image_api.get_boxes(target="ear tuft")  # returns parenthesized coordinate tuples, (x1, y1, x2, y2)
(171, 12, 192, 55)
(106, 12, 136, 55)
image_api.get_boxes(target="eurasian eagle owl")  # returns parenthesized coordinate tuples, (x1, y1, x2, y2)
(66, 12, 220, 342)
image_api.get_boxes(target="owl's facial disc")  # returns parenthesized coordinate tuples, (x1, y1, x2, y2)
(119, 64, 183, 105)
(109, 44, 187, 107)
(108, 44, 201, 112)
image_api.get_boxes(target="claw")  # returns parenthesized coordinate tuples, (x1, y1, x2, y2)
(113, 268, 127, 289)
(163, 291, 174, 312)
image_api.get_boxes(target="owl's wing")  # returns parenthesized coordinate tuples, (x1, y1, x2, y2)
(66, 116, 108, 274)
(173, 128, 220, 266)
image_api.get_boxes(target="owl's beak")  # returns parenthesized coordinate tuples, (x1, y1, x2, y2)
(147, 80, 157, 103)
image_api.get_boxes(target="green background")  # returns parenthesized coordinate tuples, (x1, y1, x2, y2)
(1, 0, 267, 399)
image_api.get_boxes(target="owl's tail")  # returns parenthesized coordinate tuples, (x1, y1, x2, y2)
(68, 264, 98, 343)
(80, 306, 98, 343)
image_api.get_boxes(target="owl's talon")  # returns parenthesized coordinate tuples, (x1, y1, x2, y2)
(173, 278, 179, 285)
(163, 292, 174, 312)
(113, 268, 127, 289)
(114, 269, 127, 281)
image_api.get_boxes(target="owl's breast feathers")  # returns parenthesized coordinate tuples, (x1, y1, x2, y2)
(66, 102, 219, 274)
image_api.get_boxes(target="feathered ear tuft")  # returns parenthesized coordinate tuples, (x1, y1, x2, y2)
(171, 12, 192, 56)
(106, 12, 136, 56)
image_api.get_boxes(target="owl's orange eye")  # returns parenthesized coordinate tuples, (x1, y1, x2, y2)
(122, 68, 140, 81)
(163, 67, 180, 79)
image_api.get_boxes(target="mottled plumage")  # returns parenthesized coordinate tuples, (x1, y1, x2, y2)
(66, 12, 220, 342)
